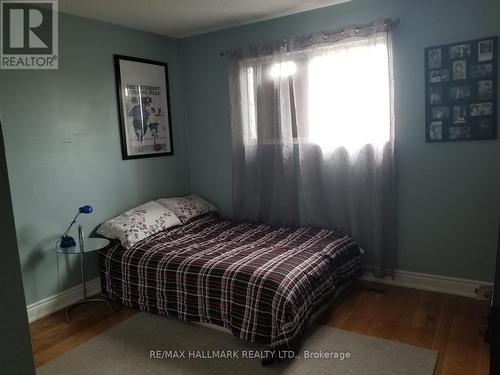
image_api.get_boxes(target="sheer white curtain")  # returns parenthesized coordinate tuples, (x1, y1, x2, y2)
(229, 20, 396, 276)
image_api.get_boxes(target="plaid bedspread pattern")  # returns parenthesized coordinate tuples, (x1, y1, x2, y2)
(99, 214, 362, 351)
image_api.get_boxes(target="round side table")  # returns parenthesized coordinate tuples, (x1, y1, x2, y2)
(56, 225, 113, 322)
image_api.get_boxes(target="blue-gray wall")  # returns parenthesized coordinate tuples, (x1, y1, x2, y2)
(2, 0, 500, 309)
(0, 14, 190, 305)
(180, 0, 500, 281)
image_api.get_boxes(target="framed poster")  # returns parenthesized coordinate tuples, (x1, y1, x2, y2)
(114, 55, 174, 159)
(425, 36, 498, 142)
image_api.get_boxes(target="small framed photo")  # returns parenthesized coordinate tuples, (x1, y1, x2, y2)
(478, 119, 494, 137)
(449, 86, 471, 100)
(478, 40, 493, 62)
(470, 103, 493, 117)
(430, 69, 449, 83)
(471, 63, 493, 78)
(432, 106, 449, 120)
(429, 121, 443, 140)
(452, 60, 467, 80)
(114, 55, 174, 159)
(449, 44, 470, 59)
(453, 105, 467, 124)
(478, 80, 493, 99)
(428, 48, 442, 68)
(430, 86, 443, 104)
(449, 126, 471, 140)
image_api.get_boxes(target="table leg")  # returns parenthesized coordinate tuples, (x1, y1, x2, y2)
(65, 297, 114, 323)
(64, 227, 114, 322)
(64, 239, 114, 322)
(80, 247, 87, 299)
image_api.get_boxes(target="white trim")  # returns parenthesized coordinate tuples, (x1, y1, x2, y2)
(26, 271, 491, 323)
(26, 278, 101, 323)
(361, 270, 492, 298)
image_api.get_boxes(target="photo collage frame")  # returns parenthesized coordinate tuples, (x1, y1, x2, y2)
(425, 36, 498, 142)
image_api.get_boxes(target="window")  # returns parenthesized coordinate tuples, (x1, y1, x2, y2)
(239, 36, 392, 153)
(307, 43, 391, 151)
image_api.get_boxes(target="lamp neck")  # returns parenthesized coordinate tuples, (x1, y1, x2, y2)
(62, 210, 81, 237)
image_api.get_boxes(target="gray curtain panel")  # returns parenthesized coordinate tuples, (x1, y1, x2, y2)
(229, 53, 300, 226)
(229, 20, 396, 276)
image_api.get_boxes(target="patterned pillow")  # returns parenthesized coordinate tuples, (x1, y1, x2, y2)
(97, 201, 181, 248)
(156, 195, 217, 223)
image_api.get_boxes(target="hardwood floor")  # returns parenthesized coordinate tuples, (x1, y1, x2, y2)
(30, 285, 490, 374)
(30, 302, 136, 368)
(321, 284, 490, 375)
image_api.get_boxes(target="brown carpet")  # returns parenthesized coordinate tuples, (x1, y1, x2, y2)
(37, 312, 437, 375)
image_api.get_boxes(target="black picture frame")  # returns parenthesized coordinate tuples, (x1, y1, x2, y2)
(425, 36, 498, 142)
(114, 55, 174, 159)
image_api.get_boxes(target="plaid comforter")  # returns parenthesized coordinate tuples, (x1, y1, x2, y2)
(99, 214, 362, 351)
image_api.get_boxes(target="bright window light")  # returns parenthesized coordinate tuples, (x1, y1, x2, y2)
(240, 41, 391, 152)
(270, 61, 297, 79)
(307, 44, 391, 152)
(245, 66, 257, 141)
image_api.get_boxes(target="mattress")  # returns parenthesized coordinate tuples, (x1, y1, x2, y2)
(99, 213, 362, 351)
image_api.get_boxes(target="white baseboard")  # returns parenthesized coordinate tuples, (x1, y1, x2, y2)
(361, 269, 492, 298)
(26, 278, 101, 323)
(25, 270, 491, 323)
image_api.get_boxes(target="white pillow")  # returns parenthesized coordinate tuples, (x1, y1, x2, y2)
(156, 194, 217, 223)
(97, 201, 181, 248)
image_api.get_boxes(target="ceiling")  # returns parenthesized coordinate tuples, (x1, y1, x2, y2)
(57, 0, 351, 38)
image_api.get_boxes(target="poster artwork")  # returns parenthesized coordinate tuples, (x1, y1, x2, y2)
(124, 84, 168, 154)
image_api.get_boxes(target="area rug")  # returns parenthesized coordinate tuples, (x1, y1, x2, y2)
(37, 312, 437, 375)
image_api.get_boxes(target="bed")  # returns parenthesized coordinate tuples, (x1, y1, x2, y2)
(99, 212, 362, 355)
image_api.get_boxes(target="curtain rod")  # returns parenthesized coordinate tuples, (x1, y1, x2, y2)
(219, 18, 399, 57)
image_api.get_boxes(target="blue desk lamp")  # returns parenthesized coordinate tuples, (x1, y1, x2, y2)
(60, 205, 93, 248)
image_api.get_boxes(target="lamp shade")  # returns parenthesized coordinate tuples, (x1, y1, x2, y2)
(79, 205, 93, 214)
